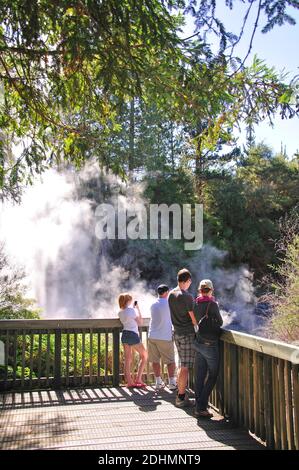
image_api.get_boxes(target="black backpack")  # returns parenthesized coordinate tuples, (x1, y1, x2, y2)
(196, 301, 221, 338)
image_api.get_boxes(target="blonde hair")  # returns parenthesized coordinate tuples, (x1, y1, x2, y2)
(118, 292, 133, 309)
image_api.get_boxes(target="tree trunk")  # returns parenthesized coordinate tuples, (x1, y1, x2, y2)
(170, 121, 175, 170)
(128, 99, 135, 173)
(195, 136, 205, 203)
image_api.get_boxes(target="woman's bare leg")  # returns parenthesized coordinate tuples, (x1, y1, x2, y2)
(133, 343, 148, 383)
(124, 344, 134, 385)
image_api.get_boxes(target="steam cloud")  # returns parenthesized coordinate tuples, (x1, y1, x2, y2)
(0, 161, 264, 334)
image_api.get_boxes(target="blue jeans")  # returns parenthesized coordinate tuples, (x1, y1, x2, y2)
(193, 339, 219, 411)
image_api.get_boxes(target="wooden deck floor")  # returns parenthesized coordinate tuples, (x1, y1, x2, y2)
(0, 386, 265, 450)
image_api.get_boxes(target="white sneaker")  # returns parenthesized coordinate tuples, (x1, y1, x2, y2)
(168, 382, 177, 391)
(155, 380, 166, 390)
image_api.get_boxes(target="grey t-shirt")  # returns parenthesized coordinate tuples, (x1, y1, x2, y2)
(168, 286, 195, 335)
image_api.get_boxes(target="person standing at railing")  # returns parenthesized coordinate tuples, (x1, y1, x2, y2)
(192, 279, 223, 418)
(148, 284, 177, 391)
(118, 292, 148, 388)
(168, 268, 198, 408)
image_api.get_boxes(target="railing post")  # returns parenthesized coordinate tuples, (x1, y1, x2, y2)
(4, 331, 9, 392)
(264, 355, 274, 448)
(54, 329, 62, 389)
(217, 340, 225, 416)
(230, 344, 239, 425)
(293, 364, 299, 450)
(113, 328, 120, 387)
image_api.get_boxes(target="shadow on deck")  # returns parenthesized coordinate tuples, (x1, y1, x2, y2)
(0, 387, 265, 450)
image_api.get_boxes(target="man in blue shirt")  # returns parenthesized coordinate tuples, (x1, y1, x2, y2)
(148, 285, 177, 390)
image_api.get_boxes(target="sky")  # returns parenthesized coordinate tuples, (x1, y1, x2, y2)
(184, 2, 299, 157)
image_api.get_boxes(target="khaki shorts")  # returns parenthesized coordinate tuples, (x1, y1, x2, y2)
(148, 338, 175, 364)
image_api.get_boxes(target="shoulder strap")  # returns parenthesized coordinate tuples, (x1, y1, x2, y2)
(197, 301, 211, 326)
(205, 301, 211, 318)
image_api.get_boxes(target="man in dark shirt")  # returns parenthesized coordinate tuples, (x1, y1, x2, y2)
(168, 268, 198, 407)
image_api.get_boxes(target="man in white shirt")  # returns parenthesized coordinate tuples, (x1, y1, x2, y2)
(148, 285, 177, 390)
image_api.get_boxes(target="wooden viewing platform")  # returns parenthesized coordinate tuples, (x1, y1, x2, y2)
(1, 318, 299, 450)
(0, 386, 264, 450)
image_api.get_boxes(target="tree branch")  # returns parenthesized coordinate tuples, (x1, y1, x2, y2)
(229, 0, 262, 77)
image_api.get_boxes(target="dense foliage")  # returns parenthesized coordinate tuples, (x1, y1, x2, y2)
(0, 1, 299, 199)
(0, 243, 40, 319)
(265, 207, 299, 342)
(0, 2, 298, 341)
(142, 144, 299, 278)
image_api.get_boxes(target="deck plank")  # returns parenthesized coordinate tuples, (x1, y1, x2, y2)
(0, 387, 264, 450)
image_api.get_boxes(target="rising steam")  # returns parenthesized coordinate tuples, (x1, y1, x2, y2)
(0, 161, 264, 334)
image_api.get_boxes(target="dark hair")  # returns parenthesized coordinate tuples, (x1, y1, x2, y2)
(157, 284, 169, 295)
(177, 268, 191, 283)
(200, 287, 211, 294)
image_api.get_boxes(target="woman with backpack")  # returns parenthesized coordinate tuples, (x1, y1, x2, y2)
(193, 279, 223, 418)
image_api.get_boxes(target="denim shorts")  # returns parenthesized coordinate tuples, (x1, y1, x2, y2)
(121, 330, 141, 345)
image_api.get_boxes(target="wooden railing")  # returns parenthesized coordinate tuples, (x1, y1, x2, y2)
(0, 319, 299, 450)
(0, 319, 148, 391)
(209, 330, 299, 450)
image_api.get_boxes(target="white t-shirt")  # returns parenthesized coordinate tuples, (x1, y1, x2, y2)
(149, 298, 173, 341)
(118, 307, 139, 334)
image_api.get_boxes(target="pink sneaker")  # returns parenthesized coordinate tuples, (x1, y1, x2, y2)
(133, 382, 147, 388)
